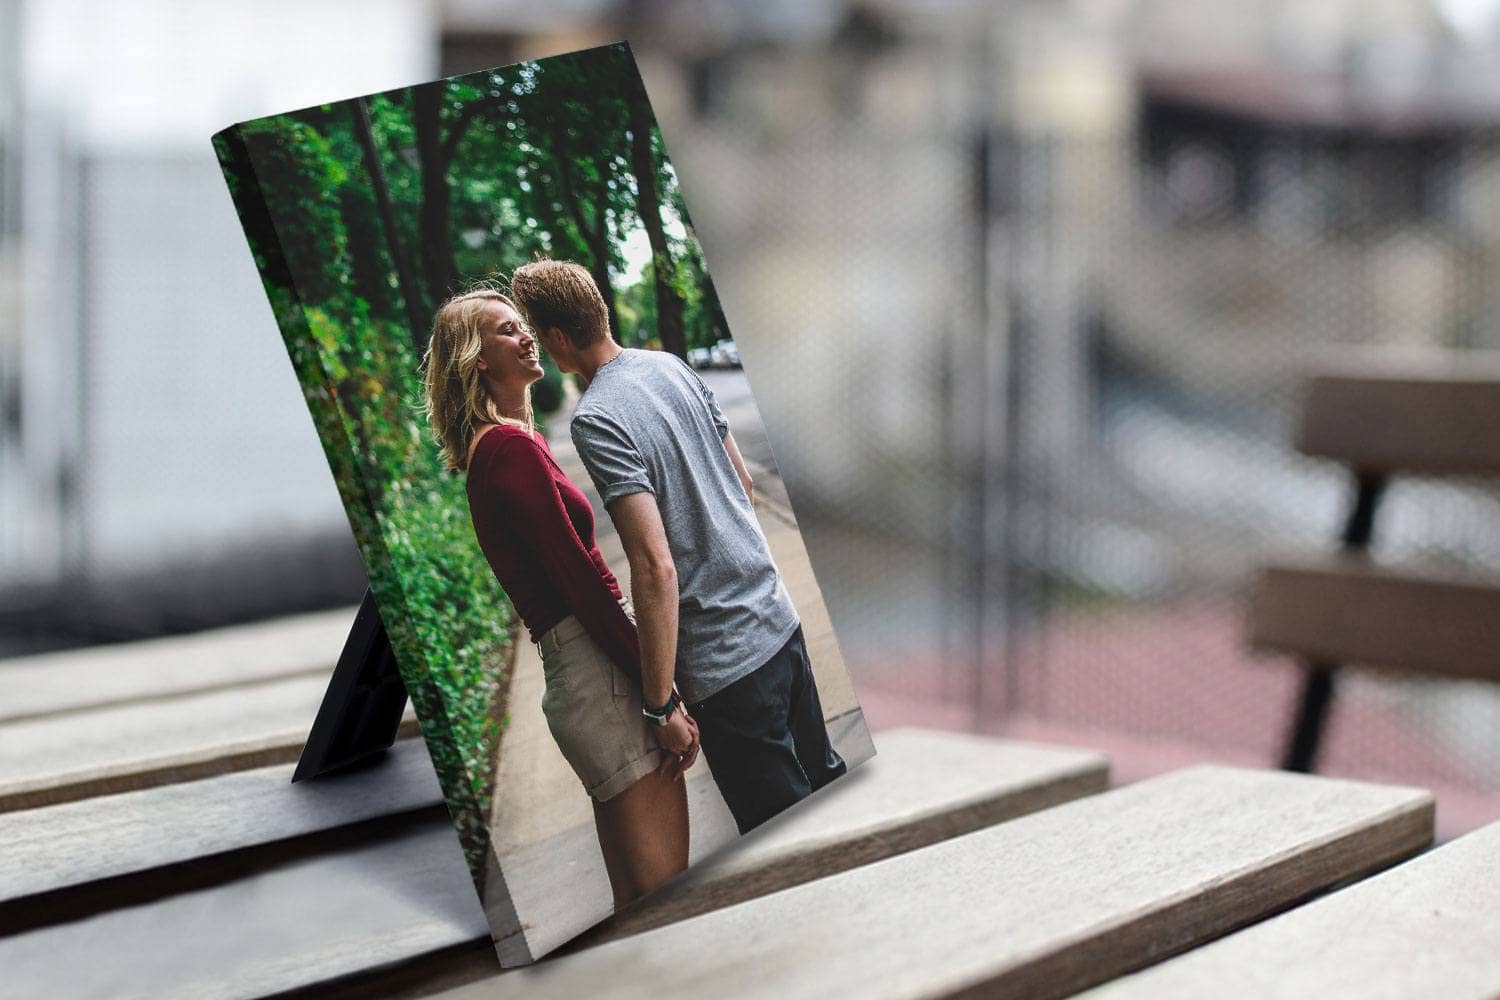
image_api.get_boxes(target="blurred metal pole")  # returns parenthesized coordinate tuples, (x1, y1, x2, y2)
(0, 0, 19, 582)
(970, 124, 997, 728)
(977, 8, 1018, 727)
(980, 122, 1018, 727)
(941, 20, 986, 725)
(942, 6, 1014, 730)
(66, 152, 92, 590)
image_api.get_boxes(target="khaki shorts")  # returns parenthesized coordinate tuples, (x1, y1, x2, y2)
(536, 599, 660, 801)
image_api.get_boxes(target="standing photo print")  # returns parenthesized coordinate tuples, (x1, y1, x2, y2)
(212, 42, 874, 964)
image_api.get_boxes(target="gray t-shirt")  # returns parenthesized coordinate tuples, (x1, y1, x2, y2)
(570, 349, 799, 703)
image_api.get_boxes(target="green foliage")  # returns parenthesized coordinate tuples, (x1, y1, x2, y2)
(617, 263, 659, 348)
(380, 465, 514, 823)
(531, 352, 566, 415)
(237, 116, 353, 309)
(680, 235, 732, 351)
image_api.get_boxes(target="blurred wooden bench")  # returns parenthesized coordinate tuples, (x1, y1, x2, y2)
(1247, 353, 1500, 771)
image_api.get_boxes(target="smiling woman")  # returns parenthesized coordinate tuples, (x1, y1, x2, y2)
(421, 288, 538, 469)
(476, 301, 543, 387)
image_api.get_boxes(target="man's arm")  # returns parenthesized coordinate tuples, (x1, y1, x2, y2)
(683, 361, 748, 500)
(608, 491, 698, 772)
(572, 411, 696, 772)
(723, 431, 754, 503)
(607, 491, 679, 708)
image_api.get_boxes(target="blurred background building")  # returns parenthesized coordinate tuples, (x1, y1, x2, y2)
(4, 0, 1500, 832)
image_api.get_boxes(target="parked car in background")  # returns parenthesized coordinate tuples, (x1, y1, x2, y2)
(710, 338, 741, 368)
(688, 346, 713, 369)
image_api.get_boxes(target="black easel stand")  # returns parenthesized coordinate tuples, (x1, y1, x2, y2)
(291, 588, 410, 782)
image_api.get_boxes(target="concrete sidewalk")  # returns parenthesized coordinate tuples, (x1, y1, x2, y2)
(485, 397, 873, 960)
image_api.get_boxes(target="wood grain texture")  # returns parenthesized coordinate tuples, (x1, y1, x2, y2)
(1248, 555, 1500, 682)
(1085, 819, 1500, 999)
(0, 672, 420, 812)
(0, 606, 356, 722)
(1294, 360, 1500, 475)
(0, 818, 488, 1000)
(441, 766, 1432, 1000)
(0, 736, 441, 908)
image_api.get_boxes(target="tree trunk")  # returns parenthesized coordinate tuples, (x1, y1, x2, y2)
(412, 82, 459, 318)
(349, 98, 428, 357)
(626, 90, 686, 359)
(545, 120, 622, 342)
(588, 238, 621, 343)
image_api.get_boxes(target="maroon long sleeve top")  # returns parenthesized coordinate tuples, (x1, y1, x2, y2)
(466, 425, 642, 684)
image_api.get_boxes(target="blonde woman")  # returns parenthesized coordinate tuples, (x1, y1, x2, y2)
(423, 285, 693, 909)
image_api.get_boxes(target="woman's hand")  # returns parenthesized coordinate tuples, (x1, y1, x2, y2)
(654, 707, 700, 780)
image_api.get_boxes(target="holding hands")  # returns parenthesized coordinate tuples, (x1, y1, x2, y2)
(648, 689, 700, 780)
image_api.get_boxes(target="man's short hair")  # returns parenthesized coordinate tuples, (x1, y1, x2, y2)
(509, 259, 610, 349)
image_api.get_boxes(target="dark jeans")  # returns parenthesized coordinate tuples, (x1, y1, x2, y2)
(687, 625, 848, 834)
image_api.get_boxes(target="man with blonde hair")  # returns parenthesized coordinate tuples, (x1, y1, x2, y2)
(511, 258, 845, 834)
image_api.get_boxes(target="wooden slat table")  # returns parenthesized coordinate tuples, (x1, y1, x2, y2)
(0, 608, 357, 722)
(0, 607, 427, 814)
(1, 737, 444, 932)
(4, 815, 483, 1000)
(6, 612, 1485, 999)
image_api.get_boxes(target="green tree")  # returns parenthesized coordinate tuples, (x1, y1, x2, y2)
(617, 264, 659, 348)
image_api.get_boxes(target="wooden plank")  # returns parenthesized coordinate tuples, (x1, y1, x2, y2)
(0, 817, 488, 1000)
(0, 606, 356, 722)
(0, 731, 1111, 999)
(437, 766, 1432, 1000)
(0, 736, 442, 929)
(1295, 357, 1500, 475)
(1248, 555, 1500, 683)
(578, 729, 1109, 945)
(1085, 819, 1500, 999)
(489, 726, 1092, 964)
(0, 672, 419, 812)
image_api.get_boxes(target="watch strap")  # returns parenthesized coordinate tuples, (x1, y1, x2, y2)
(643, 690, 681, 725)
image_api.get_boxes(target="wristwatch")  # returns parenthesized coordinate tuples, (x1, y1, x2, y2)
(642, 690, 681, 727)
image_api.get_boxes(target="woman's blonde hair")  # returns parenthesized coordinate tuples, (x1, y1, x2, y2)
(423, 283, 534, 472)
